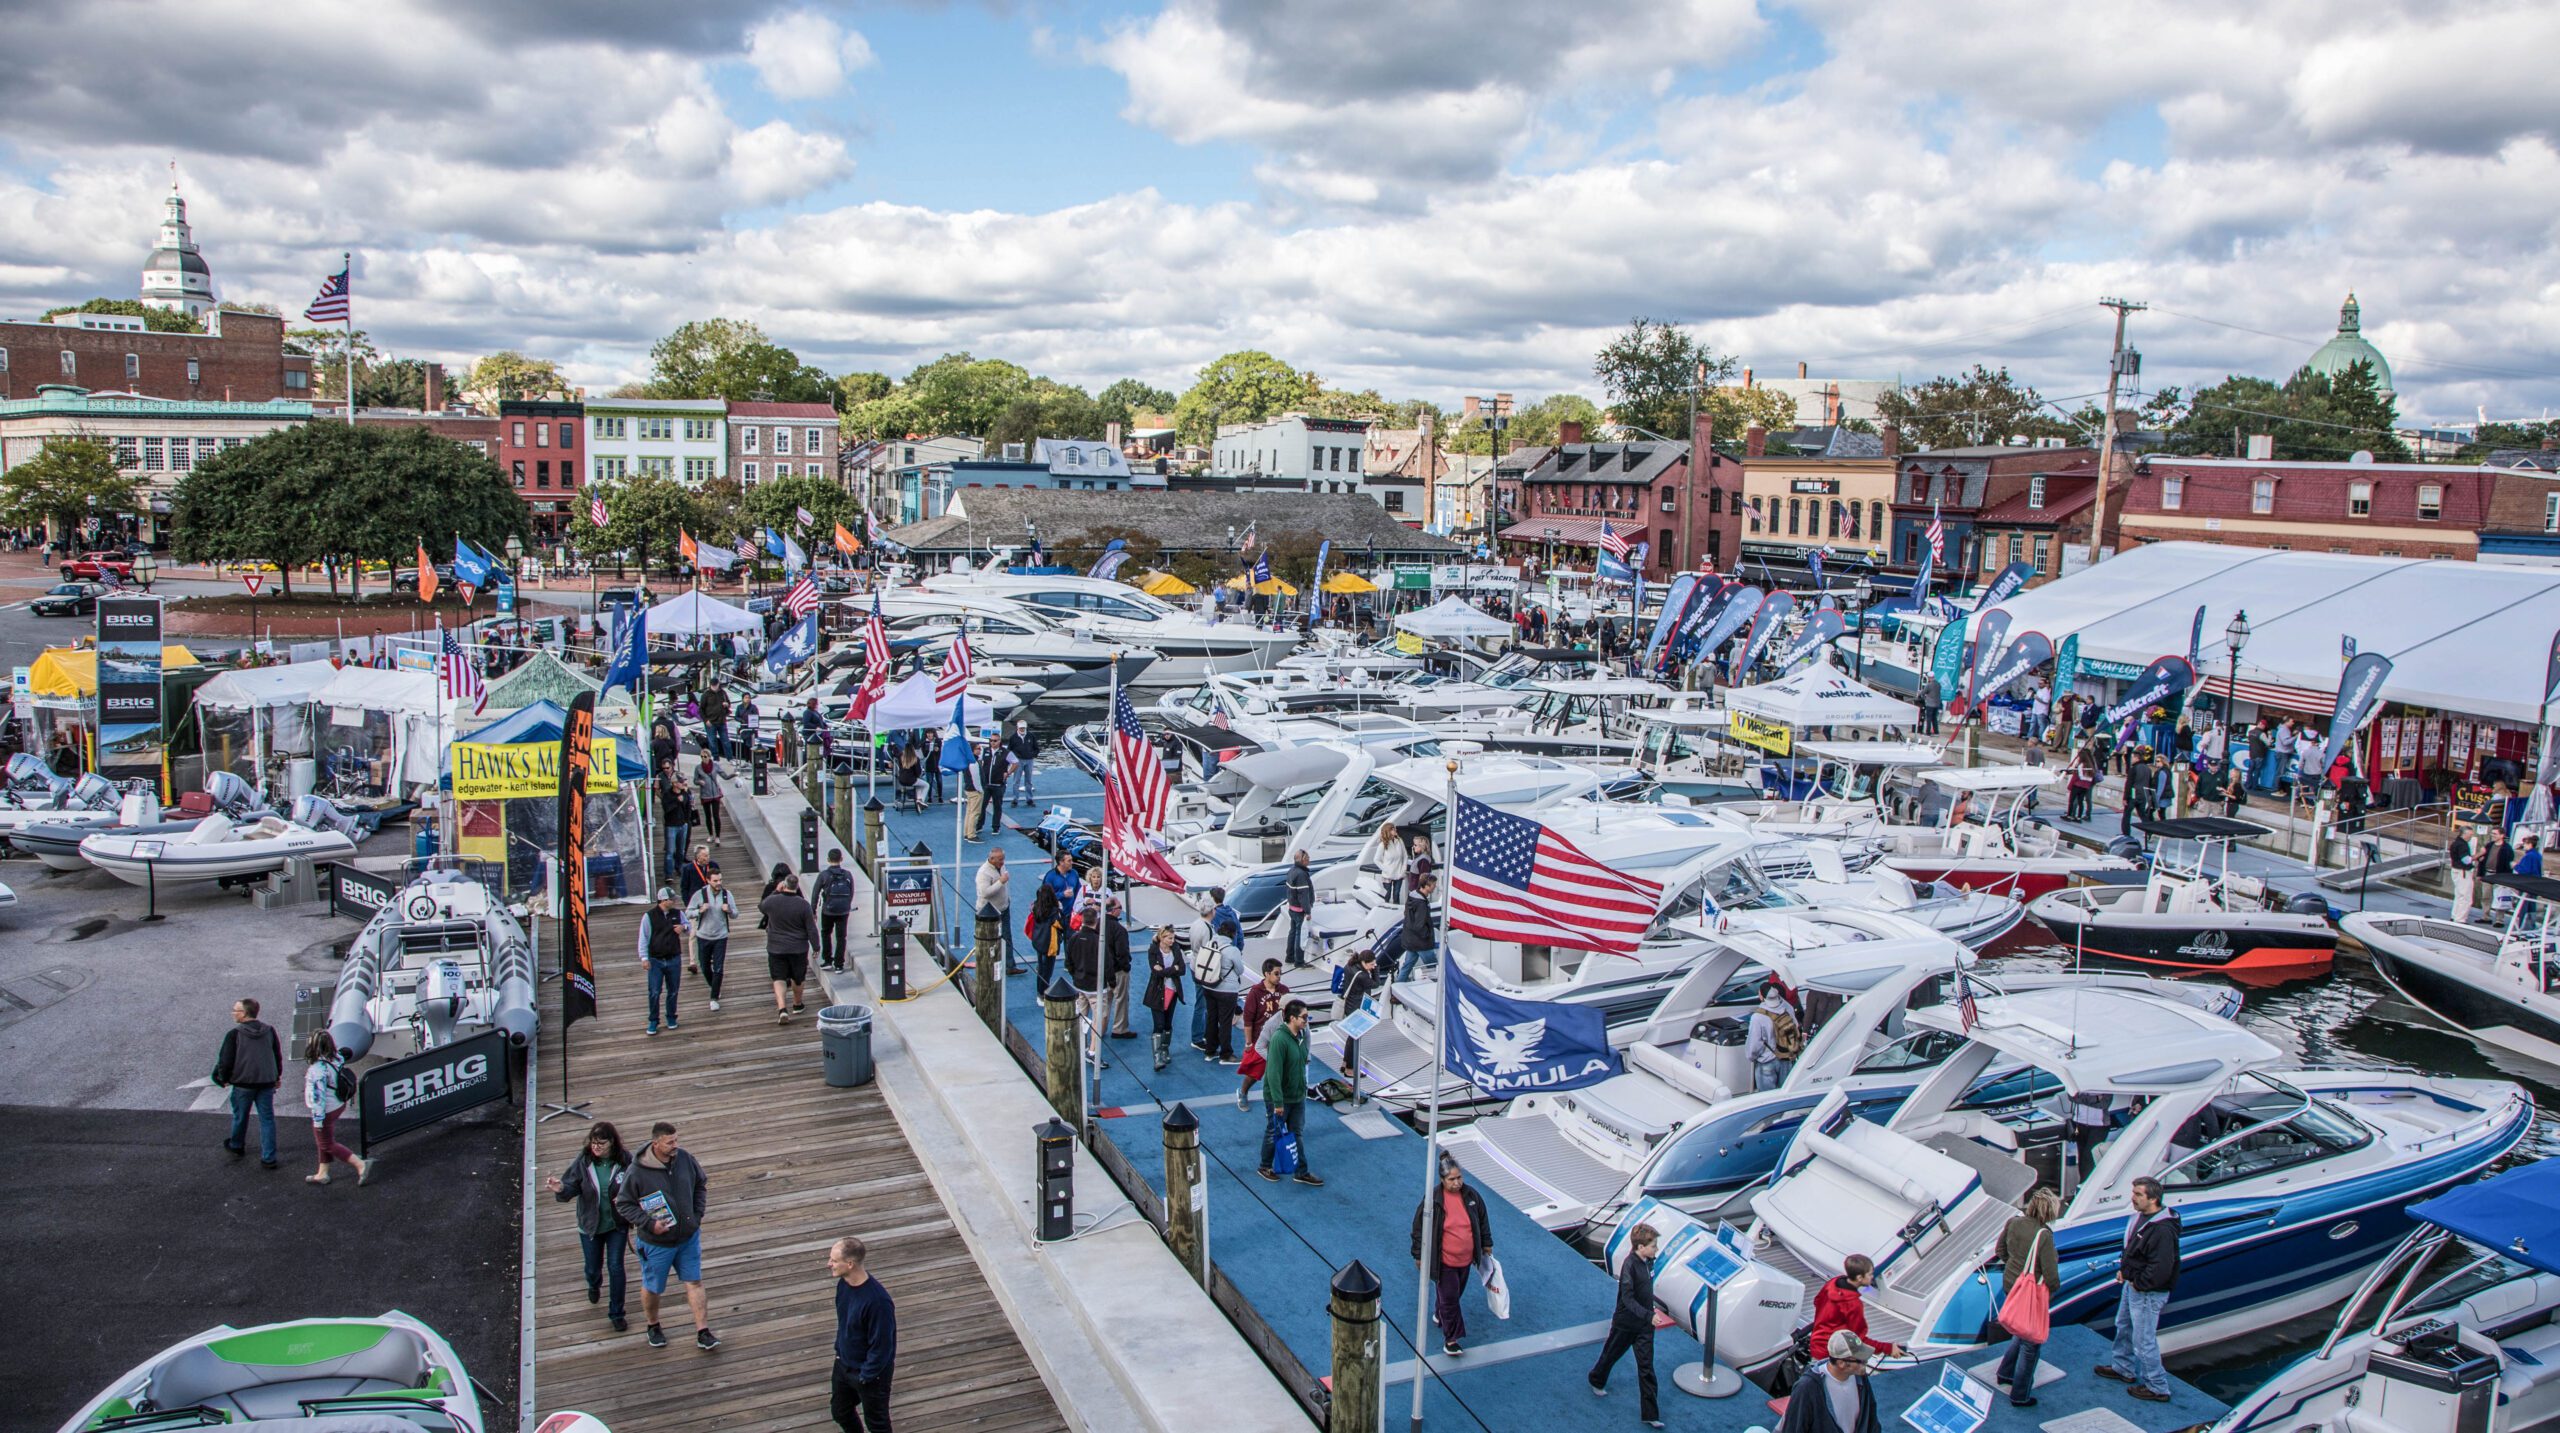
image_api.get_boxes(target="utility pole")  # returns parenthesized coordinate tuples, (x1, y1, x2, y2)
(2087, 297, 2145, 569)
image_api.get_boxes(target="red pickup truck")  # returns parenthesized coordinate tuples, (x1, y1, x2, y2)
(60, 551, 135, 581)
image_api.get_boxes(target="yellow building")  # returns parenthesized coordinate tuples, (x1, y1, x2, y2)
(1736, 429, 1898, 577)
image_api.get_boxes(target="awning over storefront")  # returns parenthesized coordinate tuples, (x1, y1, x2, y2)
(1497, 517, 1613, 546)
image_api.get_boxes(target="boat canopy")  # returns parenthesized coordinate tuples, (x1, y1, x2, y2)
(1907, 986, 2279, 1094)
(1795, 739, 1943, 766)
(2406, 1159, 2560, 1277)
(1920, 765, 2064, 792)
(1394, 596, 1512, 640)
(1724, 660, 1919, 729)
(2134, 816, 2274, 842)
(1220, 745, 1354, 791)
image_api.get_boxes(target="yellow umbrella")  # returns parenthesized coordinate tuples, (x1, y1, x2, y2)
(1319, 572, 1380, 594)
(1133, 570, 1197, 596)
(1223, 574, 1299, 596)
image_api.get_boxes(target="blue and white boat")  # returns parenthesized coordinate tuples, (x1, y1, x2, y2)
(2214, 1156, 2560, 1433)
(1724, 985, 2532, 1371)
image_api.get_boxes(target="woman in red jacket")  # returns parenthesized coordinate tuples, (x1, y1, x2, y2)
(1807, 1254, 1906, 1363)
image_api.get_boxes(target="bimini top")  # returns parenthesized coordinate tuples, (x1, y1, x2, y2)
(1910, 985, 2279, 1093)
(1794, 739, 1944, 767)
(2483, 873, 2560, 904)
(2137, 816, 2273, 842)
(1724, 660, 1919, 730)
(1919, 765, 2062, 792)
(2407, 1159, 2560, 1276)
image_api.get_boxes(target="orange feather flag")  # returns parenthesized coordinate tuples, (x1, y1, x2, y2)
(416, 542, 439, 602)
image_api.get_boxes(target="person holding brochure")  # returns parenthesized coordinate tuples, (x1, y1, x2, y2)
(614, 1121, 719, 1353)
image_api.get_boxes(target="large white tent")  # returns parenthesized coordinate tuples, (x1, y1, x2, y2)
(862, 671, 998, 731)
(1993, 541, 2560, 724)
(646, 589, 763, 639)
(311, 666, 455, 795)
(1725, 658, 1920, 729)
(192, 660, 343, 790)
(1394, 596, 1511, 640)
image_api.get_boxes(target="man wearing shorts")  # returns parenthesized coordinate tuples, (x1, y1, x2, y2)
(762, 872, 817, 1023)
(612, 1121, 719, 1351)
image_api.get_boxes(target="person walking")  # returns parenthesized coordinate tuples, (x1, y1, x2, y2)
(828, 1235, 897, 1432)
(1744, 981, 1800, 1092)
(685, 869, 737, 1013)
(548, 1121, 632, 1331)
(1282, 849, 1316, 969)
(300, 1030, 371, 1187)
(1777, 1333, 1882, 1433)
(614, 1121, 719, 1352)
(678, 840, 719, 904)
(1993, 1186, 2063, 1408)
(1196, 918, 1246, 1064)
(662, 770, 696, 874)
(1916, 680, 1941, 736)
(974, 732, 1009, 839)
(639, 887, 688, 1035)
(976, 847, 1022, 974)
(214, 995, 285, 1168)
(1101, 896, 1134, 1040)
(1256, 999, 1322, 1187)
(1238, 959, 1288, 1110)
(2096, 1175, 2178, 1402)
(1587, 1220, 1664, 1427)
(1006, 719, 1039, 807)
(1143, 927, 1186, 1071)
(1412, 1154, 1492, 1357)
(814, 851, 856, 972)
(2065, 744, 2097, 823)
(696, 759, 726, 841)
(1037, 851, 1080, 989)
(762, 873, 816, 1023)
(698, 684, 731, 761)
(2449, 826, 2478, 924)
(1397, 872, 1439, 980)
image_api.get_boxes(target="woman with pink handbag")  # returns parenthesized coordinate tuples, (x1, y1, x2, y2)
(1994, 1187, 2062, 1407)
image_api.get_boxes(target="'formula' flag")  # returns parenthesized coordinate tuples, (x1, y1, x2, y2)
(1442, 961, 1623, 1096)
(1451, 795, 1661, 955)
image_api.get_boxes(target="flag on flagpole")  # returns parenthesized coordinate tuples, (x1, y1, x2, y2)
(834, 522, 859, 556)
(849, 591, 891, 721)
(1599, 519, 1630, 560)
(1956, 968, 1981, 1033)
(1103, 685, 1184, 891)
(782, 573, 820, 618)
(795, 505, 815, 527)
(1926, 503, 1945, 564)
(934, 629, 973, 701)
(734, 532, 758, 562)
(1252, 551, 1272, 587)
(303, 266, 351, 323)
(691, 540, 735, 573)
(678, 531, 700, 566)
(415, 541, 439, 602)
(441, 629, 488, 715)
(1450, 795, 1661, 954)
(781, 532, 809, 570)
(763, 526, 787, 559)
(589, 494, 609, 528)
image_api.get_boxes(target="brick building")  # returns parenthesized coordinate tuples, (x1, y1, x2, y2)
(2478, 449, 2560, 568)
(1965, 460, 2114, 587)
(2117, 455, 2498, 561)
(1495, 415, 1741, 577)
(1737, 422, 1899, 580)
(1890, 444, 2094, 578)
(726, 400, 837, 489)
(0, 307, 311, 404)
(494, 399, 583, 541)
(0, 385, 311, 543)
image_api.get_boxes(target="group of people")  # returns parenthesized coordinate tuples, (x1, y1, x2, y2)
(209, 995, 374, 1187)
(638, 851, 855, 1031)
(889, 718, 1040, 825)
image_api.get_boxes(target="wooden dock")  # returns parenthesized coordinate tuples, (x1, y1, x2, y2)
(530, 819, 1067, 1433)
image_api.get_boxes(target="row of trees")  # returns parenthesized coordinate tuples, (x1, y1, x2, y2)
(582, 470, 864, 575)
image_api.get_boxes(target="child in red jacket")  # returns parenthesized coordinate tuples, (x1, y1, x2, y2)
(1808, 1254, 1907, 1362)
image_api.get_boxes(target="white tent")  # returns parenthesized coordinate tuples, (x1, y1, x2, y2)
(862, 671, 998, 731)
(1394, 596, 1512, 640)
(1724, 658, 1920, 729)
(1994, 541, 2560, 724)
(311, 666, 455, 794)
(646, 589, 763, 639)
(192, 660, 343, 789)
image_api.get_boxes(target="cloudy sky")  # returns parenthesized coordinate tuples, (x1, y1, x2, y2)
(3, 0, 2555, 424)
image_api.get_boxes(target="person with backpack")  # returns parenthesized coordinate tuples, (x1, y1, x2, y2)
(548, 1121, 633, 1331)
(684, 869, 737, 1013)
(214, 995, 286, 1168)
(300, 1030, 371, 1187)
(695, 759, 726, 841)
(814, 851, 857, 972)
(1194, 908, 1247, 1063)
(1745, 982, 1801, 1091)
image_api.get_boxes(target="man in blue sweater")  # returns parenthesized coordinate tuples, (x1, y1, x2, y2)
(828, 1234, 897, 1431)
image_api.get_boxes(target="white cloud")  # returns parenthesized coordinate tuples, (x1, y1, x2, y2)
(744, 10, 878, 101)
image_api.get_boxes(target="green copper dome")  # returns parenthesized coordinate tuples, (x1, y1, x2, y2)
(2305, 292, 2392, 396)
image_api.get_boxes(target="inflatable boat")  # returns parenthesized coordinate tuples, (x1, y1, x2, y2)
(54, 1310, 485, 1431)
(330, 857, 538, 1060)
(81, 796, 363, 888)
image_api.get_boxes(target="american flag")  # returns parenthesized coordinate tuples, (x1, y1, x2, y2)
(1103, 686, 1183, 890)
(734, 532, 758, 561)
(588, 495, 609, 528)
(302, 266, 350, 323)
(781, 573, 820, 618)
(1450, 795, 1662, 955)
(794, 505, 815, 527)
(1956, 968, 1981, 1033)
(849, 592, 890, 721)
(440, 630, 487, 715)
(1927, 503, 1945, 563)
(934, 629, 973, 701)
(1599, 519, 1629, 560)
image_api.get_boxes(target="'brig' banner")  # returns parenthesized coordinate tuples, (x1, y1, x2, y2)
(357, 1028, 512, 1152)
(94, 594, 164, 795)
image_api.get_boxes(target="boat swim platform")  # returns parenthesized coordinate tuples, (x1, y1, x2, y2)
(873, 788, 2230, 1433)
(526, 814, 1066, 1433)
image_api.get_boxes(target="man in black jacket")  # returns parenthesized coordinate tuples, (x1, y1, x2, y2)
(1777, 1332, 1882, 1433)
(1005, 719, 1038, 807)
(213, 996, 285, 1168)
(2097, 1174, 2179, 1401)
(1411, 1155, 1493, 1357)
(1587, 1221, 1663, 1426)
(1282, 850, 1316, 968)
(1397, 872, 1438, 981)
(829, 1234, 897, 1431)
(614, 1121, 719, 1352)
(813, 852, 857, 972)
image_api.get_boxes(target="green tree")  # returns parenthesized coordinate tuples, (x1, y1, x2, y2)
(1594, 318, 1737, 440)
(741, 473, 857, 546)
(287, 327, 386, 403)
(39, 298, 202, 334)
(359, 358, 457, 411)
(645, 318, 831, 403)
(835, 370, 893, 411)
(1173, 350, 1304, 445)
(1703, 385, 1800, 445)
(2158, 365, 2409, 461)
(1444, 393, 1604, 455)
(987, 380, 1107, 451)
(0, 437, 145, 545)
(580, 472, 708, 576)
(1874, 364, 2067, 450)
(466, 350, 570, 404)
(1095, 378, 1178, 427)
(842, 352, 1036, 440)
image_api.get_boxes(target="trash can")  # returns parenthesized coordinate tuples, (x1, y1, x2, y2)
(819, 1004, 875, 1088)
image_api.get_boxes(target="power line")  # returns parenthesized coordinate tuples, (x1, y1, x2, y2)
(2151, 305, 2560, 385)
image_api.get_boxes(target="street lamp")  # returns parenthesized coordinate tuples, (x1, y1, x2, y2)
(131, 551, 157, 593)
(2223, 609, 2250, 729)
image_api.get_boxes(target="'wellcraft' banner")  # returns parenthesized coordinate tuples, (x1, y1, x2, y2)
(1973, 632, 2055, 703)
(1691, 585, 1762, 662)
(1778, 608, 1848, 674)
(2315, 651, 2393, 781)
(1681, 580, 1740, 643)
(1646, 574, 1699, 658)
(1441, 961, 1623, 1096)
(2102, 656, 2196, 725)
(558, 693, 597, 1033)
(1733, 590, 1798, 676)
(1959, 608, 2015, 715)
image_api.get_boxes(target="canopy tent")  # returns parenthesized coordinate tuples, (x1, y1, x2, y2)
(1223, 573, 1300, 595)
(310, 666, 454, 797)
(482, 650, 638, 720)
(27, 645, 202, 700)
(1394, 596, 1512, 640)
(2405, 1150, 2560, 1277)
(646, 588, 763, 639)
(192, 660, 339, 713)
(1133, 571, 1197, 596)
(1319, 572, 1380, 594)
(1724, 658, 1920, 729)
(191, 660, 343, 793)
(441, 699, 654, 900)
(1993, 541, 2560, 724)
(861, 671, 999, 731)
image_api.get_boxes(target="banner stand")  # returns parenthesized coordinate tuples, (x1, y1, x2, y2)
(541, 692, 599, 1125)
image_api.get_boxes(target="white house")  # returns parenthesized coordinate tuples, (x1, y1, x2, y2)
(584, 396, 726, 487)
(1212, 413, 1374, 498)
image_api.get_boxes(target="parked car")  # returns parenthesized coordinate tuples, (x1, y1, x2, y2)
(60, 551, 134, 581)
(388, 564, 460, 594)
(30, 581, 107, 617)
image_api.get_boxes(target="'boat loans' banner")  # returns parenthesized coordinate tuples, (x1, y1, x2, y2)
(451, 738, 620, 800)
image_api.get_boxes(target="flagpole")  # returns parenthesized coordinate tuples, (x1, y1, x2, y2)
(1408, 757, 1459, 1432)
(1093, 650, 1116, 1142)
(341, 252, 354, 427)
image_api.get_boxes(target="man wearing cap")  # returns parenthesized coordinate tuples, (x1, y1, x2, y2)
(639, 887, 690, 1035)
(1006, 719, 1039, 807)
(1776, 1331, 1882, 1433)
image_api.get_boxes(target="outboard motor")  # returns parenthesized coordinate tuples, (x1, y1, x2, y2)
(2285, 891, 2333, 919)
(291, 795, 367, 839)
(4, 753, 64, 800)
(67, 773, 120, 811)
(419, 958, 466, 1048)
(2105, 835, 2146, 864)
(204, 771, 262, 817)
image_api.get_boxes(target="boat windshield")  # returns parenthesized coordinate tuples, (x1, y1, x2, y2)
(2159, 1073, 2373, 1191)
(1649, 862, 1792, 936)
(2401, 1244, 2541, 1322)
(1854, 1026, 1967, 1074)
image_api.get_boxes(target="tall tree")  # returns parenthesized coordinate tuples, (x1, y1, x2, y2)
(1096, 378, 1178, 427)
(1702, 385, 1800, 444)
(2463, 419, 2560, 458)
(834, 371, 893, 411)
(287, 327, 386, 403)
(645, 318, 831, 403)
(1444, 393, 1603, 456)
(987, 380, 1107, 451)
(358, 358, 458, 411)
(841, 352, 1035, 440)
(2156, 364, 2410, 461)
(1594, 318, 1737, 440)
(0, 437, 145, 545)
(466, 350, 570, 404)
(40, 298, 202, 334)
(741, 472, 857, 544)
(1873, 364, 2067, 450)
(1173, 350, 1304, 445)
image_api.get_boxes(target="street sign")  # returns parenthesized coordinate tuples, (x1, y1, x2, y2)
(243, 573, 263, 596)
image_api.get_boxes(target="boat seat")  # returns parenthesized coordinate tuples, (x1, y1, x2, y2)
(148, 1324, 435, 1416)
(1629, 1041, 1732, 1105)
(2166, 882, 2212, 916)
(2462, 1273, 2560, 1332)
(1921, 1132, 2038, 1209)
(182, 812, 235, 845)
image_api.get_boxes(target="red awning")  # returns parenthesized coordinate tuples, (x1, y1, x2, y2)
(2198, 673, 2334, 714)
(1496, 517, 1615, 545)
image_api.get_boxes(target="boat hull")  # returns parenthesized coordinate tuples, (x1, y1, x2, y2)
(11, 817, 203, 871)
(82, 831, 358, 886)
(2031, 897, 2337, 984)
(2353, 915, 2560, 1067)
(1882, 861, 2081, 901)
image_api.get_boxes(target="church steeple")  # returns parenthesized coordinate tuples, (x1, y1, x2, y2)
(2337, 292, 2361, 334)
(140, 162, 216, 320)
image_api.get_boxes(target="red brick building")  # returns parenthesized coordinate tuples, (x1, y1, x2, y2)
(495, 399, 585, 541)
(1890, 444, 2094, 578)
(1965, 460, 2117, 587)
(2118, 456, 2497, 560)
(1495, 414, 1742, 576)
(0, 308, 310, 403)
(726, 400, 837, 488)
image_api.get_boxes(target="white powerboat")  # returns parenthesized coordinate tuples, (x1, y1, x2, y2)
(8, 771, 271, 871)
(329, 857, 538, 1059)
(55, 1310, 487, 1431)
(2031, 815, 2337, 984)
(919, 571, 1300, 685)
(1877, 766, 2138, 897)
(870, 588, 1158, 695)
(2347, 873, 2560, 1066)
(82, 795, 364, 887)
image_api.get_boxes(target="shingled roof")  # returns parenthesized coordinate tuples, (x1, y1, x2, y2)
(882, 488, 1464, 558)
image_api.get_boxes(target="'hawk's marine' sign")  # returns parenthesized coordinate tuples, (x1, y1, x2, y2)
(450, 739, 620, 800)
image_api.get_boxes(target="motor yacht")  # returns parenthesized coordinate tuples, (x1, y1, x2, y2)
(2032, 816, 2337, 984)
(2347, 873, 2560, 1066)
(1877, 766, 2137, 897)
(868, 588, 1158, 696)
(918, 571, 1300, 685)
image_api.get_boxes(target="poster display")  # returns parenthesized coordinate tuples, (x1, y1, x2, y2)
(94, 594, 164, 791)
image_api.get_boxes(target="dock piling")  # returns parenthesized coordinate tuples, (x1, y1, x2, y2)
(973, 901, 1005, 1033)
(1162, 1102, 1205, 1283)
(1042, 971, 1083, 1126)
(1328, 1259, 1383, 1433)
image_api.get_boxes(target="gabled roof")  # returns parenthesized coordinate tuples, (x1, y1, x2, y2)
(1521, 442, 1688, 484)
(1975, 477, 2099, 526)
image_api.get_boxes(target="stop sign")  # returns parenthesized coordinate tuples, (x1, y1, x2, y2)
(243, 573, 264, 596)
